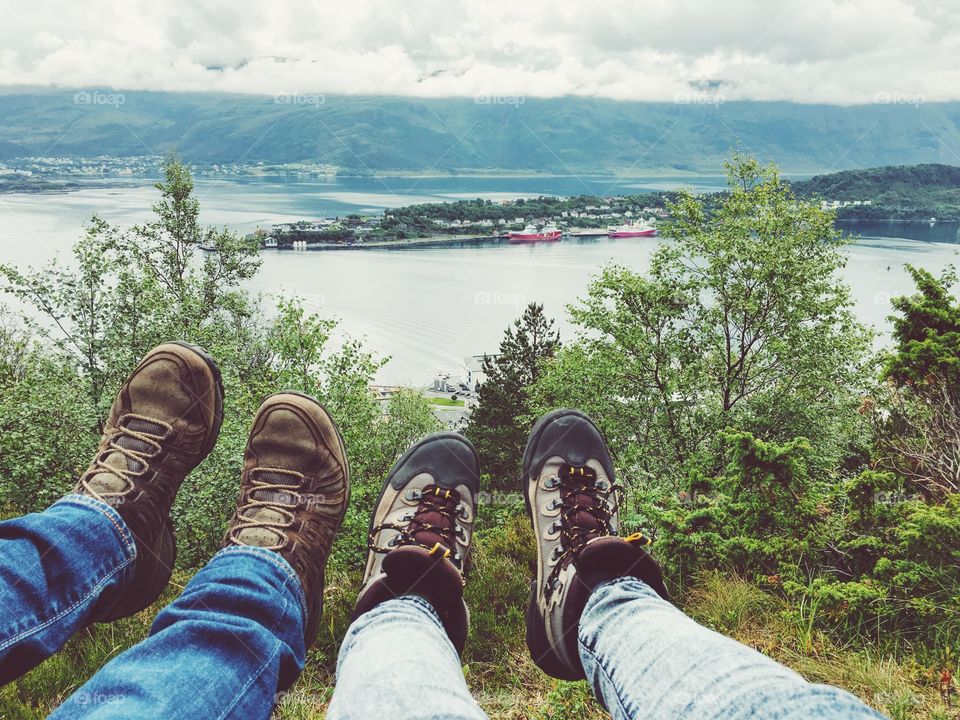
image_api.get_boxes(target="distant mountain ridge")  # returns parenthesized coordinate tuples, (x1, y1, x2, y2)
(1, 90, 960, 173)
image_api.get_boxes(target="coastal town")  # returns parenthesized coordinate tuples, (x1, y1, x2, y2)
(254, 193, 673, 249)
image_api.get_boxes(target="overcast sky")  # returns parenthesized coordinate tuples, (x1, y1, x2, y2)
(0, 0, 957, 104)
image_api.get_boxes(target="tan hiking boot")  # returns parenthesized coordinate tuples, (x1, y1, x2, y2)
(523, 409, 669, 680)
(352, 432, 480, 655)
(75, 341, 224, 621)
(223, 392, 350, 646)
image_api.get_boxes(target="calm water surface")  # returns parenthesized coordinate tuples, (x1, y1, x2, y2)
(1, 176, 957, 384)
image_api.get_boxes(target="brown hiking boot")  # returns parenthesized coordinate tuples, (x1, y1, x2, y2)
(223, 392, 350, 647)
(353, 433, 480, 655)
(75, 341, 224, 621)
(523, 409, 669, 680)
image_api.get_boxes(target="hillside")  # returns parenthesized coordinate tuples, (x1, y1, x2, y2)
(791, 163, 960, 221)
(2, 90, 960, 173)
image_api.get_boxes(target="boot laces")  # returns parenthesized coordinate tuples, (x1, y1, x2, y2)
(545, 464, 620, 592)
(80, 415, 170, 499)
(227, 467, 304, 551)
(369, 484, 463, 566)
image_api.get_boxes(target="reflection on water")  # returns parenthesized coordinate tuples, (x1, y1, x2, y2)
(839, 220, 960, 244)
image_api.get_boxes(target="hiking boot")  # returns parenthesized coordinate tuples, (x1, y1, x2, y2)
(75, 341, 224, 621)
(353, 433, 480, 655)
(523, 408, 669, 680)
(223, 392, 349, 647)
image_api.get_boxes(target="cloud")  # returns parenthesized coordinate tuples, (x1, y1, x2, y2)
(0, 0, 957, 103)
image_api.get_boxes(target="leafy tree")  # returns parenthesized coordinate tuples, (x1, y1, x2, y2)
(0, 158, 440, 568)
(0, 155, 261, 425)
(532, 155, 872, 487)
(0, 314, 95, 511)
(466, 303, 559, 489)
(872, 265, 960, 497)
(884, 264, 960, 387)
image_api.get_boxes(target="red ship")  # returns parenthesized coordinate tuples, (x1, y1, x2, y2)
(608, 221, 658, 238)
(508, 223, 562, 244)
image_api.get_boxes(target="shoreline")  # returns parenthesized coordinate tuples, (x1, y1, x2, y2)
(262, 224, 960, 252)
(269, 229, 613, 251)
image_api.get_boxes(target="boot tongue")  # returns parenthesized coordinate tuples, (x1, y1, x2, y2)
(233, 470, 300, 548)
(571, 493, 603, 532)
(410, 486, 458, 550)
(87, 417, 166, 496)
(561, 466, 604, 540)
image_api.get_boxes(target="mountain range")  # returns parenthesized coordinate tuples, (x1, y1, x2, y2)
(1, 90, 959, 174)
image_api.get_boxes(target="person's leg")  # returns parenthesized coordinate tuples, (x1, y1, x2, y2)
(578, 577, 885, 720)
(330, 432, 486, 720)
(329, 596, 486, 720)
(49, 545, 305, 718)
(0, 497, 136, 685)
(51, 392, 350, 719)
(522, 408, 884, 720)
(0, 342, 223, 685)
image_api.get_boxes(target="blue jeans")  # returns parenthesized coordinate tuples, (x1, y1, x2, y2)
(0, 499, 886, 719)
(0, 497, 305, 717)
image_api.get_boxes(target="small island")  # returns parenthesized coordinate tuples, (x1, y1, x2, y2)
(253, 163, 960, 249)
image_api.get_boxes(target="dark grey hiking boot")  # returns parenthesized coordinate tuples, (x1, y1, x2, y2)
(75, 341, 224, 622)
(523, 409, 669, 680)
(223, 392, 350, 647)
(353, 432, 480, 654)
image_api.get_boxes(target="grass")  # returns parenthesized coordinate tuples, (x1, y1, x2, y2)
(426, 396, 466, 407)
(1, 524, 951, 719)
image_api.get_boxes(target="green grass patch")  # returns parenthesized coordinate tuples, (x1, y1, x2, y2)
(426, 396, 465, 407)
(2, 559, 949, 719)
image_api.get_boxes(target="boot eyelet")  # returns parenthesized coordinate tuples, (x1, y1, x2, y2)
(404, 489, 422, 502)
(457, 503, 471, 520)
(456, 525, 467, 542)
(544, 476, 560, 489)
(387, 536, 399, 547)
(594, 479, 610, 491)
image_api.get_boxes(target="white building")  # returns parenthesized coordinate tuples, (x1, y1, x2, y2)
(460, 355, 489, 391)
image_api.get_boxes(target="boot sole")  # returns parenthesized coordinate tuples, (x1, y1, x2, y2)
(168, 340, 226, 455)
(521, 408, 605, 680)
(96, 341, 226, 622)
(261, 390, 352, 647)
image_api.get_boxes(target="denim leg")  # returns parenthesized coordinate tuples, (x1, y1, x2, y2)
(50, 546, 307, 720)
(328, 596, 488, 720)
(0, 495, 137, 685)
(578, 578, 887, 720)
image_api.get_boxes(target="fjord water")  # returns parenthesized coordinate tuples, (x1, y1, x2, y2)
(1, 176, 958, 384)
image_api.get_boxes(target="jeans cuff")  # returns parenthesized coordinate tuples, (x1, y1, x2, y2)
(55, 494, 137, 563)
(211, 545, 309, 626)
(396, 594, 444, 625)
